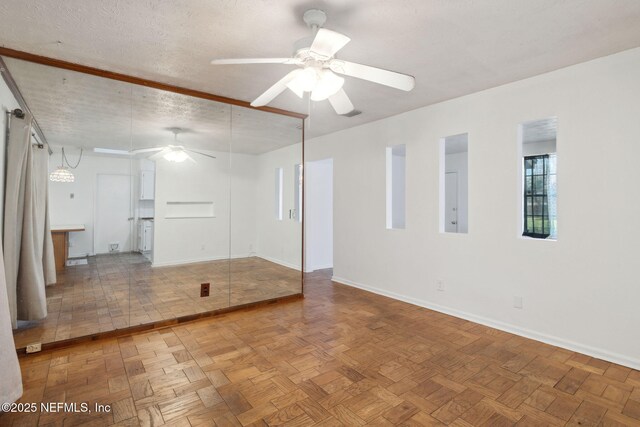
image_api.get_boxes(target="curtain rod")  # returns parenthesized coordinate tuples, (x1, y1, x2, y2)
(0, 57, 53, 155)
(4, 109, 49, 152)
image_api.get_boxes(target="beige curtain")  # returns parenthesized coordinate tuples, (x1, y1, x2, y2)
(3, 111, 55, 329)
(34, 146, 56, 286)
(0, 241, 22, 404)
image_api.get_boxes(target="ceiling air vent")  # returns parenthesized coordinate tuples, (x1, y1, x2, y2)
(341, 110, 362, 118)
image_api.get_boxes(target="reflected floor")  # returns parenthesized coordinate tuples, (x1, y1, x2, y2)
(13, 253, 301, 348)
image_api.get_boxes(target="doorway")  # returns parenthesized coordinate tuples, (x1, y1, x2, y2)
(95, 174, 132, 254)
(305, 158, 333, 272)
(444, 172, 458, 233)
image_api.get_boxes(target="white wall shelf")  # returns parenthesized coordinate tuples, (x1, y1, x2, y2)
(164, 201, 215, 219)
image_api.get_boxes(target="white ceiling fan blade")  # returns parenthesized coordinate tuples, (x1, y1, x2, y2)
(328, 89, 355, 115)
(330, 60, 415, 91)
(211, 58, 296, 65)
(184, 152, 197, 164)
(251, 69, 302, 107)
(130, 147, 165, 154)
(310, 29, 351, 59)
(93, 148, 132, 156)
(186, 148, 217, 160)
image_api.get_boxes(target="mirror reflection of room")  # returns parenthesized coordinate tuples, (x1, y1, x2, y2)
(1, 56, 303, 350)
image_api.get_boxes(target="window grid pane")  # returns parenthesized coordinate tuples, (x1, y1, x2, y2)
(523, 154, 550, 238)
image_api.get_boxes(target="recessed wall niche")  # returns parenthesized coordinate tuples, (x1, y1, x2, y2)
(386, 144, 406, 230)
(440, 133, 468, 234)
(519, 117, 557, 240)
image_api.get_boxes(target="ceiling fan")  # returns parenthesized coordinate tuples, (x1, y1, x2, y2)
(211, 9, 415, 115)
(94, 128, 216, 163)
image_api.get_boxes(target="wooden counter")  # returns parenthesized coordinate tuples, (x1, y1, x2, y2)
(51, 225, 85, 271)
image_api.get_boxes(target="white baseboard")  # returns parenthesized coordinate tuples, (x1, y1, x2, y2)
(70, 252, 94, 258)
(152, 253, 252, 268)
(306, 263, 333, 272)
(331, 276, 640, 371)
(257, 254, 301, 271)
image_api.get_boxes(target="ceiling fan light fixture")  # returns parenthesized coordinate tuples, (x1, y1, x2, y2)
(211, 8, 415, 115)
(287, 67, 319, 97)
(310, 70, 344, 101)
(49, 166, 75, 182)
(163, 148, 189, 162)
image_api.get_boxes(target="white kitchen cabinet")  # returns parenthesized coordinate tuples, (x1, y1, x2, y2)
(137, 220, 153, 252)
(140, 170, 155, 200)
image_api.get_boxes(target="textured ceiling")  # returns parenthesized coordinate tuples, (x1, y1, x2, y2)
(3, 57, 301, 154)
(1, 1, 640, 140)
(522, 117, 557, 144)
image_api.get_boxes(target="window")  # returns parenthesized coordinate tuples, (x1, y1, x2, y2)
(520, 117, 557, 239)
(386, 144, 406, 229)
(294, 164, 302, 222)
(440, 133, 468, 234)
(523, 154, 557, 238)
(275, 167, 283, 220)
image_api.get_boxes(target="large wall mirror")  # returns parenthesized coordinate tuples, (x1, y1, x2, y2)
(1, 56, 303, 350)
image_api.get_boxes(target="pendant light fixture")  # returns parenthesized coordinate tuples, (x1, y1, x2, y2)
(48, 165, 74, 182)
(50, 147, 82, 183)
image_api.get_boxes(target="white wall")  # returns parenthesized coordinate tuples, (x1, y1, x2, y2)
(0, 78, 20, 239)
(154, 151, 228, 266)
(305, 158, 333, 272)
(230, 153, 258, 258)
(445, 152, 468, 233)
(255, 143, 303, 269)
(305, 47, 640, 369)
(48, 151, 132, 257)
(152, 150, 259, 266)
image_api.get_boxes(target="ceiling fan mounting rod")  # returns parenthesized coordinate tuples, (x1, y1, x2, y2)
(303, 9, 327, 34)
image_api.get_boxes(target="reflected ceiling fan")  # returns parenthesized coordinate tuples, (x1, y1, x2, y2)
(211, 9, 415, 115)
(94, 128, 216, 163)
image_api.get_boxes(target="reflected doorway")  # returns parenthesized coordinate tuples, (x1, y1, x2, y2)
(444, 172, 458, 233)
(305, 158, 333, 272)
(95, 174, 132, 255)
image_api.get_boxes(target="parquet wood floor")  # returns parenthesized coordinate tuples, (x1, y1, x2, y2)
(13, 254, 301, 349)
(2, 269, 639, 426)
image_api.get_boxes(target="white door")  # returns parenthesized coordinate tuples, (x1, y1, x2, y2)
(95, 174, 132, 254)
(445, 172, 458, 233)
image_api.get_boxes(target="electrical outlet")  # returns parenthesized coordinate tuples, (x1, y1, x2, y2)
(513, 296, 523, 309)
(436, 280, 445, 292)
(200, 283, 210, 297)
(26, 342, 42, 353)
